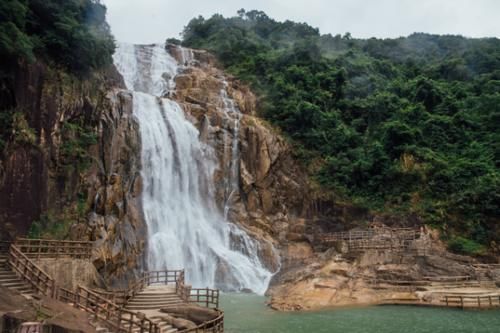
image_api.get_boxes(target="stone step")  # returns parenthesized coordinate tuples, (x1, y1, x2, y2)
(126, 302, 184, 310)
(0, 281, 28, 287)
(136, 289, 176, 296)
(127, 298, 183, 304)
(0, 277, 20, 283)
(6, 284, 32, 292)
(0, 269, 16, 274)
(133, 295, 180, 301)
(130, 328, 177, 333)
(125, 303, 184, 310)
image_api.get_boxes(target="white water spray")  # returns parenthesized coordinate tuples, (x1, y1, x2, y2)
(113, 43, 273, 294)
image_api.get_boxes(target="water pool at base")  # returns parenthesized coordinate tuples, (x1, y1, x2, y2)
(221, 293, 500, 333)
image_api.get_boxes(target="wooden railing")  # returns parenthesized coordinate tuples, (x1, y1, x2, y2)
(127, 270, 186, 302)
(348, 239, 413, 250)
(189, 288, 220, 308)
(56, 287, 78, 304)
(144, 270, 184, 285)
(442, 294, 500, 308)
(15, 238, 92, 260)
(74, 286, 160, 333)
(319, 230, 375, 242)
(179, 311, 224, 333)
(176, 270, 190, 301)
(8, 244, 56, 297)
(319, 228, 420, 243)
(91, 288, 128, 307)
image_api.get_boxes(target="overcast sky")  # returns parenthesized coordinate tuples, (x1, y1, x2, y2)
(103, 0, 500, 44)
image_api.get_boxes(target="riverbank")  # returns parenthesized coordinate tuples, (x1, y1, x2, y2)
(221, 293, 500, 333)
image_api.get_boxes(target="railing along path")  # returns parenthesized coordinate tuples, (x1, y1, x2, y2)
(8, 244, 56, 297)
(6, 237, 223, 332)
(442, 294, 500, 309)
(14, 238, 92, 260)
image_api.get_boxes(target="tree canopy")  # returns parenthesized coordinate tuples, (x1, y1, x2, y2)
(182, 10, 500, 252)
(0, 0, 115, 73)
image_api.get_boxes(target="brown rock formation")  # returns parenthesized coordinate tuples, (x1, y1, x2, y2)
(160, 305, 220, 324)
(0, 61, 145, 286)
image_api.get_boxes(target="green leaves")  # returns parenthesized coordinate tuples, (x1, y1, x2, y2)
(0, 0, 115, 74)
(182, 10, 500, 247)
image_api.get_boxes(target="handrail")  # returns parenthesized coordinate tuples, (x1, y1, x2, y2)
(144, 270, 184, 285)
(91, 288, 128, 306)
(8, 242, 161, 333)
(126, 270, 186, 301)
(189, 288, 220, 308)
(8, 244, 56, 297)
(75, 285, 160, 333)
(442, 294, 500, 308)
(319, 228, 420, 243)
(176, 270, 190, 302)
(15, 238, 92, 260)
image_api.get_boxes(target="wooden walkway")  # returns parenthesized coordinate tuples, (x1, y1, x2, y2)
(317, 227, 423, 252)
(125, 285, 182, 333)
(2, 240, 224, 332)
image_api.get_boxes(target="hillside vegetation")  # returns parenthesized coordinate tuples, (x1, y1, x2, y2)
(181, 10, 500, 253)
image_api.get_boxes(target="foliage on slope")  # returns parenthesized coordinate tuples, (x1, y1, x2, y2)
(181, 10, 500, 251)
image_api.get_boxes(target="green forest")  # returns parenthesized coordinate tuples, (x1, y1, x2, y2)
(0, 0, 114, 73)
(181, 10, 500, 253)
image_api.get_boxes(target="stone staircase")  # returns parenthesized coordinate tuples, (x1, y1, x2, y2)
(0, 253, 34, 297)
(124, 285, 185, 333)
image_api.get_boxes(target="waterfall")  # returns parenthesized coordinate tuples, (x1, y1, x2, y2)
(113, 43, 273, 294)
(220, 80, 242, 220)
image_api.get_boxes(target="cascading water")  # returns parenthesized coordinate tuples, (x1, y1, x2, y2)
(220, 81, 242, 220)
(113, 43, 273, 294)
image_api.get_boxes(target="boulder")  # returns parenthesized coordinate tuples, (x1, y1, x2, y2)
(160, 305, 219, 325)
(161, 315, 198, 330)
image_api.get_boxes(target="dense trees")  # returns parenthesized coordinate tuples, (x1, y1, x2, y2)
(182, 10, 500, 252)
(0, 0, 115, 73)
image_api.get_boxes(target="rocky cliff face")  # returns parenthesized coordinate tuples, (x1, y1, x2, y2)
(167, 46, 318, 272)
(0, 62, 146, 287)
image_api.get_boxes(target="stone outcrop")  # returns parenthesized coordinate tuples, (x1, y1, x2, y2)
(168, 47, 313, 272)
(160, 305, 220, 325)
(36, 258, 102, 290)
(81, 89, 146, 287)
(267, 227, 500, 310)
(0, 61, 145, 286)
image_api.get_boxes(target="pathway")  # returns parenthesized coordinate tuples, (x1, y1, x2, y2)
(124, 285, 186, 333)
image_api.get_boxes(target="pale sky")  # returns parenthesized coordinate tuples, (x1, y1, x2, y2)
(103, 0, 500, 44)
